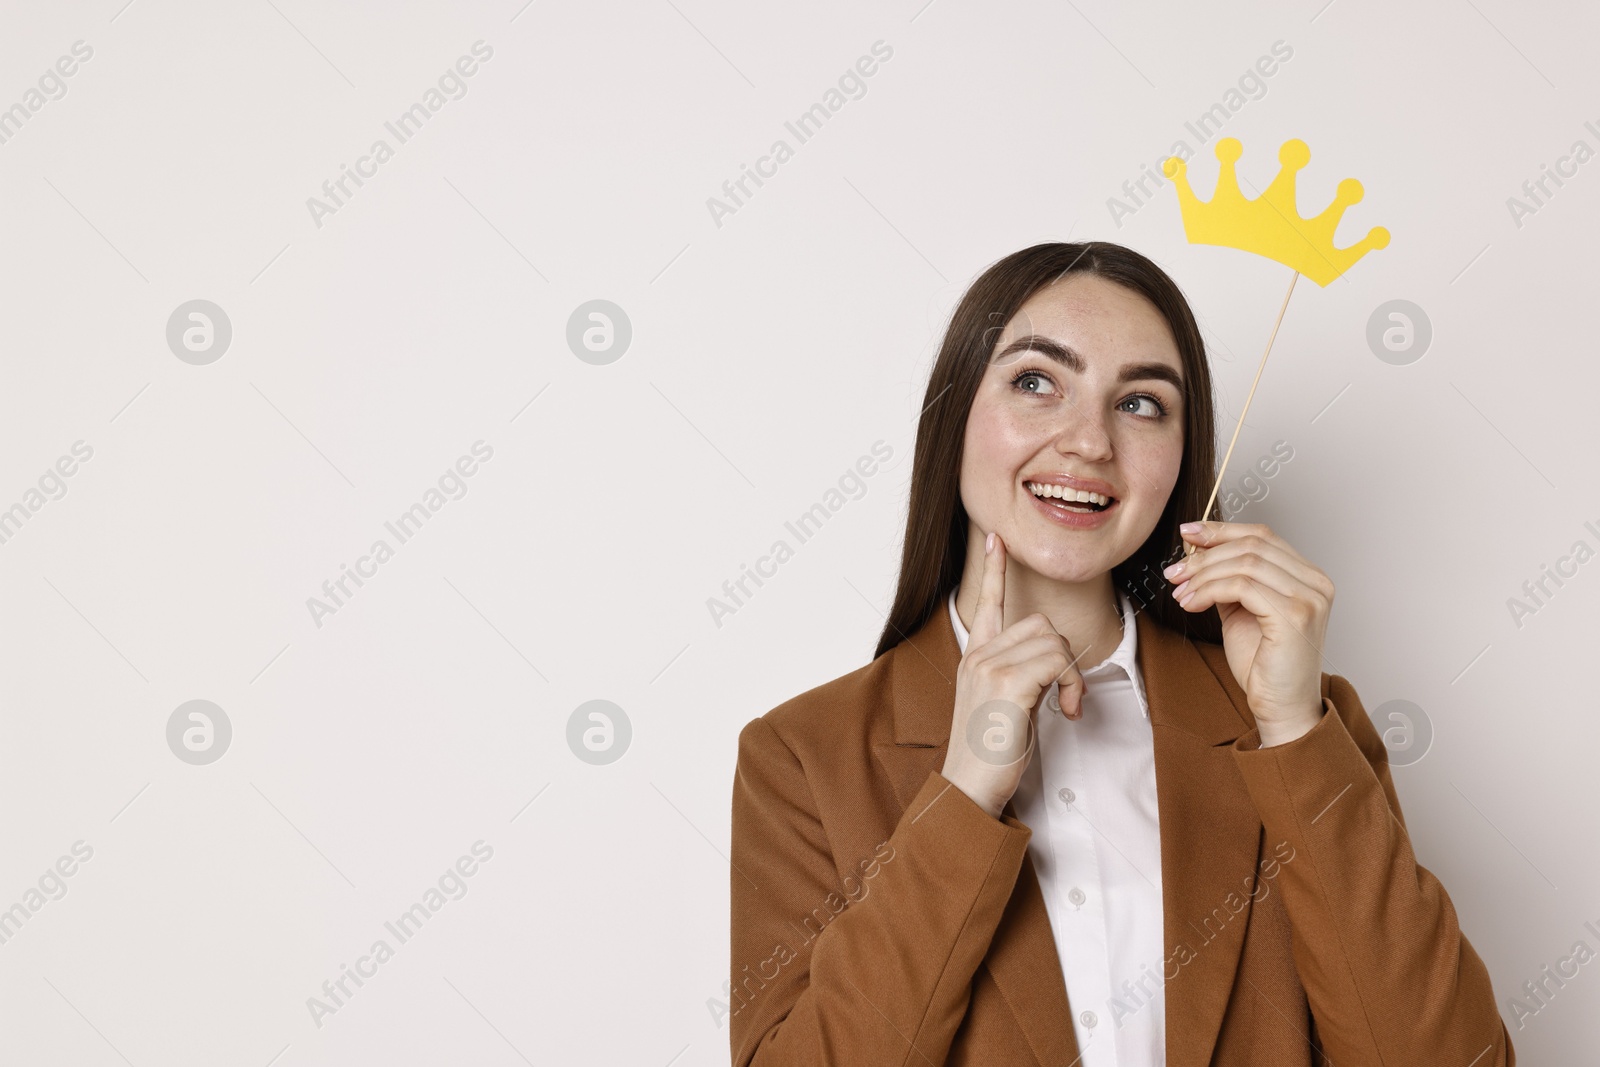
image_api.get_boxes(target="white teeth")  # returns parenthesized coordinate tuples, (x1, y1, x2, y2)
(1027, 482, 1112, 506)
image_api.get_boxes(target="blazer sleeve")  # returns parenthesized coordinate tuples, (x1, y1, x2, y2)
(1228, 672, 1515, 1066)
(729, 715, 1031, 1067)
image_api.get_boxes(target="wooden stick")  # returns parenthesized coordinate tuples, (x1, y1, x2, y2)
(1187, 269, 1300, 557)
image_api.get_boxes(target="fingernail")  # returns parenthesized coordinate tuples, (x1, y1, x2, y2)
(985, 531, 995, 554)
(1180, 522, 1203, 535)
(1179, 590, 1195, 607)
(1163, 560, 1185, 578)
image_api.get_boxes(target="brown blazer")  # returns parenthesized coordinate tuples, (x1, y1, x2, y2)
(729, 598, 1514, 1066)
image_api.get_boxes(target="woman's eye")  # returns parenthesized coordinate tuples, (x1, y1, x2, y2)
(1119, 394, 1169, 418)
(1010, 370, 1058, 396)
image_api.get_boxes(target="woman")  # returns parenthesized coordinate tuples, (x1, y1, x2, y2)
(727, 242, 1513, 1066)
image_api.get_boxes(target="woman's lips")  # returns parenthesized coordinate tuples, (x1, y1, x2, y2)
(1027, 489, 1118, 528)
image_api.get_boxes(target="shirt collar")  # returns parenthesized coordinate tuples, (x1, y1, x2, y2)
(945, 585, 1150, 720)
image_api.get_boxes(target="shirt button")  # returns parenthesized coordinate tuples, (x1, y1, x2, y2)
(1068, 886, 1086, 906)
(1057, 787, 1075, 807)
(1080, 1010, 1098, 1028)
(1047, 688, 1061, 711)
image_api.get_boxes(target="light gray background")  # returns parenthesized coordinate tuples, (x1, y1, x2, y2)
(1, 0, 1596, 1063)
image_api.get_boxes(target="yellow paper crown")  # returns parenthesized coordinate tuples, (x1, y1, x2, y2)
(1162, 138, 1389, 286)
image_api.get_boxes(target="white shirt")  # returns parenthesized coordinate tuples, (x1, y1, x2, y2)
(948, 588, 1164, 1067)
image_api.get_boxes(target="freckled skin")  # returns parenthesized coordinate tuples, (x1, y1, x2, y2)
(953, 273, 1187, 666)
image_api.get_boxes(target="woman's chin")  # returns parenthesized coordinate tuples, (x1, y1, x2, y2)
(1006, 541, 1116, 585)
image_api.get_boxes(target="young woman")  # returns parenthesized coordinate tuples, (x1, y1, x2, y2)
(727, 242, 1513, 1066)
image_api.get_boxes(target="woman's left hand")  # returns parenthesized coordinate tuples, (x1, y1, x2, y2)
(1163, 521, 1332, 747)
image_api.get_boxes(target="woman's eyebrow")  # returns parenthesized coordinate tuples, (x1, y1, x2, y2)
(995, 334, 1185, 394)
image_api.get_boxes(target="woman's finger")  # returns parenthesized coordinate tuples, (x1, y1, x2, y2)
(979, 633, 1087, 720)
(1176, 567, 1322, 636)
(969, 531, 1007, 648)
(1182, 521, 1317, 573)
(1174, 546, 1318, 606)
(1055, 667, 1086, 720)
(1174, 528, 1334, 601)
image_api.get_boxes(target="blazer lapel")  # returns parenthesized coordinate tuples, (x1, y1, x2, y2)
(874, 600, 1085, 1067)
(873, 598, 1262, 1067)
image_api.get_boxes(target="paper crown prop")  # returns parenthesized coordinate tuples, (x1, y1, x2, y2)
(1163, 137, 1389, 552)
(1162, 138, 1389, 286)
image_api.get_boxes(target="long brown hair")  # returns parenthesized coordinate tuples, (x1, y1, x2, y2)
(873, 241, 1224, 659)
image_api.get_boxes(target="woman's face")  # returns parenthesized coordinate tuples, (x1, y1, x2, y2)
(960, 272, 1187, 585)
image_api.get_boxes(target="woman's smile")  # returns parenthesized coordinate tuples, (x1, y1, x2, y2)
(1022, 477, 1122, 529)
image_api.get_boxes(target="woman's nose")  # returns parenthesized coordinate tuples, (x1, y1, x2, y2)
(1054, 408, 1113, 459)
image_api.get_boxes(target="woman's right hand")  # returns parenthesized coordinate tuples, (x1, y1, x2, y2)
(940, 532, 1085, 820)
